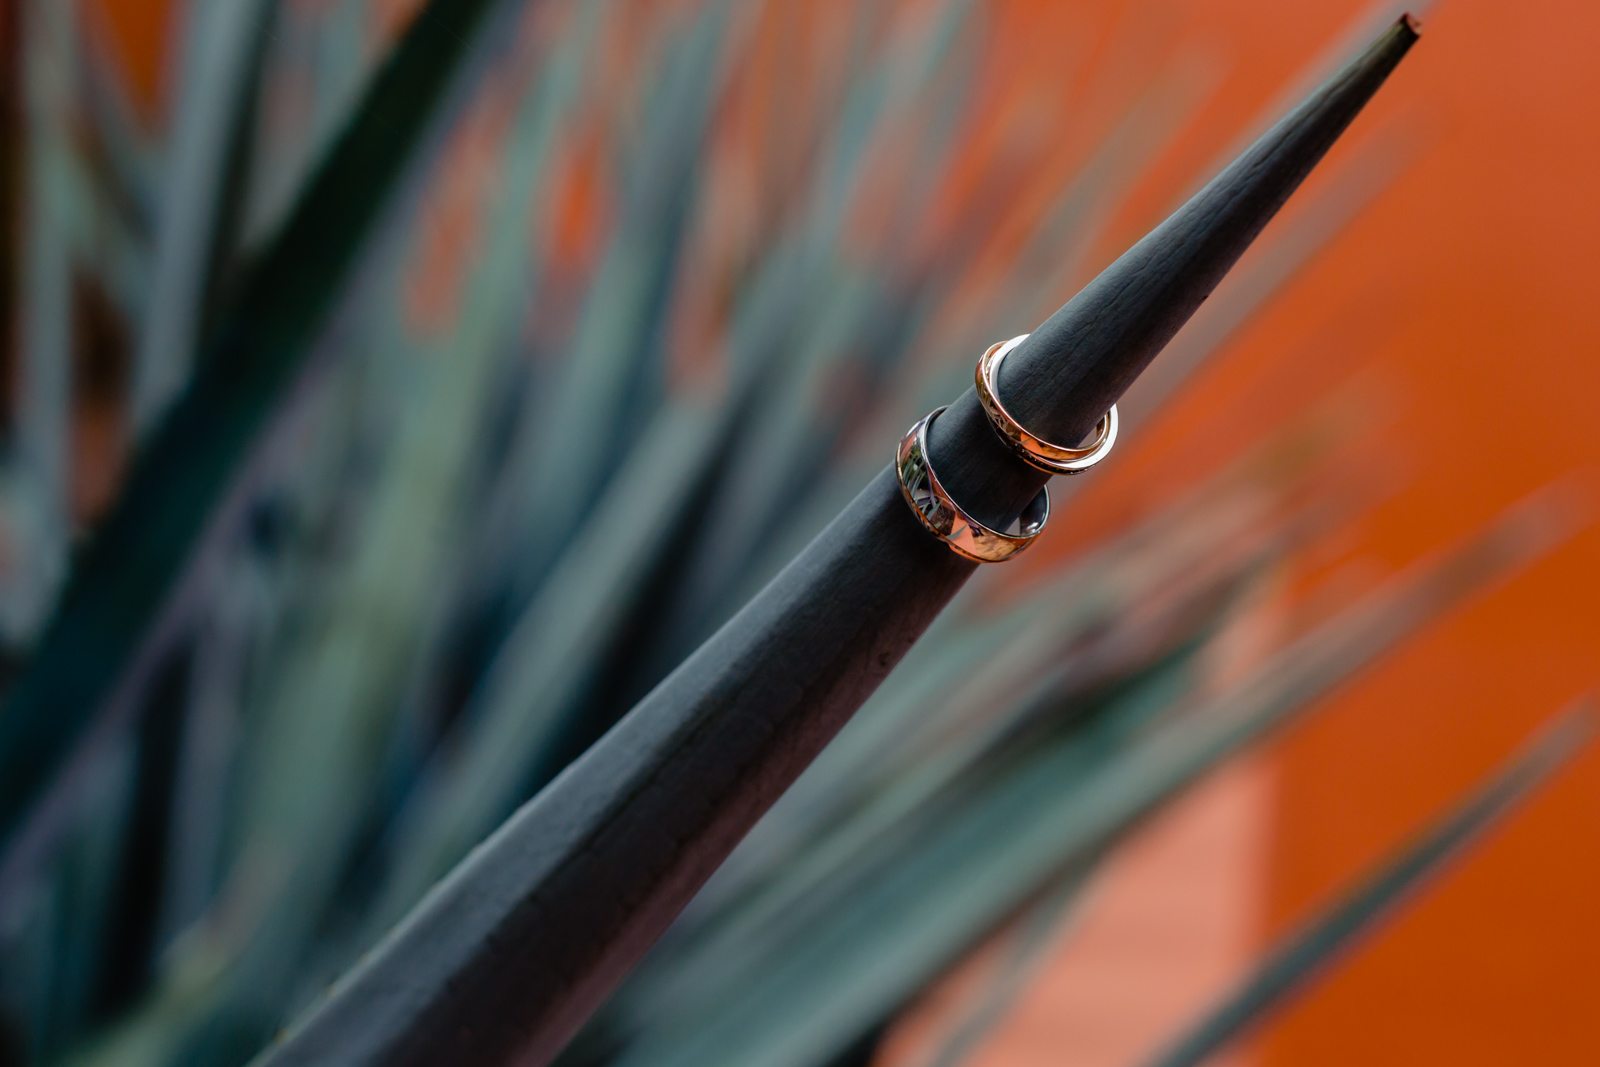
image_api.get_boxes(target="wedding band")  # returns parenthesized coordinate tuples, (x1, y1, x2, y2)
(975, 334, 1118, 475)
(896, 406, 1049, 563)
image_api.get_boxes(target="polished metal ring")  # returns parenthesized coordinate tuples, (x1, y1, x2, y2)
(896, 406, 1049, 564)
(975, 334, 1118, 475)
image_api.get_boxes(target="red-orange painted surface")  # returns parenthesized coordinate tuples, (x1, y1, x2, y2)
(82, 0, 173, 122)
(889, 0, 1600, 1061)
(1015, 0, 1600, 1061)
(1164, 7, 1594, 1066)
(884, 759, 1275, 1067)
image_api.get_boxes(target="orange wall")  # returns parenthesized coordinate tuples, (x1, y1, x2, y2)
(82, 0, 174, 121)
(1061, 0, 1600, 1060)
(936, 0, 1600, 1058)
(1256, 0, 1600, 1059)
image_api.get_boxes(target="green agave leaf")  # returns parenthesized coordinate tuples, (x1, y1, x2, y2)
(678, 510, 1274, 936)
(155, 563, 262, 952)
(335, 0, 741, 943)
(238, 0, 413, 251)
(0, 745, 135, 1064)
(462, 0, 731, 618)
(131, 0, 276, 434)
(3, 0, 80, 645)
(365, 393, 739, 934)
(46, 8, 610, 1061)
(709, 107, 1407, 637)
(617, 0, 984, 676)
(655, 268, 912, 659)
(1143, 705, 1592, 1067)
(614, 629, 1217, 1042)
(587, 496, 1558, 1067)
(601, 652, 1202, 1067)
(683, 402, 1361, 938)
(386, 0, 736, 778)
(0, 0, 511, 853)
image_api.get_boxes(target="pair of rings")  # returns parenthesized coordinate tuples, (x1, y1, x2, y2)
(896, 334, 1118, 563)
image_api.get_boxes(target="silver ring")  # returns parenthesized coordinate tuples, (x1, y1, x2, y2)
(896, 406, 1049, 564)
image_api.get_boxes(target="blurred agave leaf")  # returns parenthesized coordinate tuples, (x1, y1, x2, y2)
(0, 745, 135, 1064)
(693, 115, 1413, 648)
(363, 0, 993, 933)
(438, 0, 731, 653)
(155, 544, 270, 950)
(623, 13, 1190, 682)
(39, 5, 614, 1061)
(1144, 705, 1592, 1067)
(2, 0, 171, 644)
(684, 410, 1353, 913)
(239, 0, 428, 251)
(375, 0, 736, 744)
(130, 0, 275, 434)
(0, 0, 509, 854)
(365, 391, 737, 934)
(569, 487, 1564, 1067)
(3, 0, 79, 643)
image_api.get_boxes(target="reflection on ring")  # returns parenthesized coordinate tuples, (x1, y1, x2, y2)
(896, 406, 1049, 564)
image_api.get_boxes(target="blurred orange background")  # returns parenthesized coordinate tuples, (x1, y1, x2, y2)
(81, 0, 1600, 1062)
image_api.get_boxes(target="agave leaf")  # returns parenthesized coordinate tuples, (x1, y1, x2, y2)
(381, 0, 739, 777)
(1142, 705, 1593, 1067)
(706, 86, 1407, 634)
(366, 392, 738, 933)
(4, 5, 598, 1065)
(460, 0, 731, 624)
(72, 17, 161, 226)
(155, 570, 259, 950)
(3, 6, 701, 1043)
(2, 0, 79, 643)
(616, 616, 1224, 1037)
(308, 0, 753, 945)
(603, 651, 1203, 1067)
(88, 2, 604, 1052)
(679, 461, 1299, 930)
(238, 0, 418, 250)
(0, 746, 135, 1063)
(0, 0, 512, 854)
(131, 0, 276, 434)
(590, 493, 1560, 1067)
(595, 238, 836, 700)
(654, 269, 913, 658)
(680, 393, 1370, 939)
(630, 0, 988, 667)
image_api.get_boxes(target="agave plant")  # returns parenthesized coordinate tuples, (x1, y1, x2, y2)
(0, 2, 1579, 1067)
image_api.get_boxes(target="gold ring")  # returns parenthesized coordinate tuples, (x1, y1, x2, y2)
(974, 334, 1118, 475)
(896, 406, 1049, 564)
